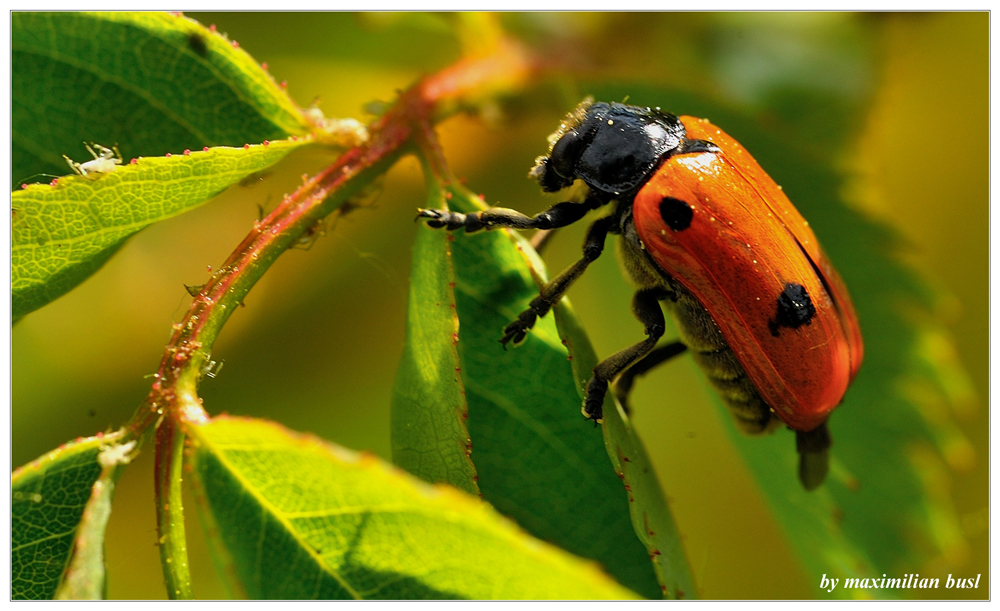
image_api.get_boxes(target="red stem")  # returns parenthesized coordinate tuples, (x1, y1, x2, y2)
(126, 39, 534, 434)
(135, 39, 535, 597)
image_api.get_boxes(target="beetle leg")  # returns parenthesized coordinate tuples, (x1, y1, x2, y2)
(417, 195, 602, 233)
(612, 341, 687, 415)
(500, 215, 614, 347)
(583, 287, 669, 422)
(796, 422, 831, 490)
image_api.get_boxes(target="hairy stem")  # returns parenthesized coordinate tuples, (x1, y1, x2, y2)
(126, 39, 533, 434)
(120, 40, 534, 595)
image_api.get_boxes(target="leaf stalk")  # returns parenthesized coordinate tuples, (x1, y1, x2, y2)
(155, 416, 193, 599)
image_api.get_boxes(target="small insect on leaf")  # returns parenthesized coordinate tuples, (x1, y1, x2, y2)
(97, 440, 137, 468)
(63, 143, 123, 178)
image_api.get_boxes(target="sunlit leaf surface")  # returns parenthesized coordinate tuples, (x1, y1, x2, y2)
(390, 181, 477, 495)
(12, 138, 308, 320)
(190, 416, 638, 600)
(12, 11, 307, 187)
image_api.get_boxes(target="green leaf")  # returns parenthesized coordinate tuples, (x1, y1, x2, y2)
(12, 429, 128, 600)
(552, 299, 697, 599)
(188, 416, 638, 600)
(55, 438, 136, 600)
(12, 138, 308, 320)
(390, 179, 477, 495)
(583, 83, 973, 596)
(393, 186, 663, 599)
(12, 11, 307, 187)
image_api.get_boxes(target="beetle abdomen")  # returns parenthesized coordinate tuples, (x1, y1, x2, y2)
(617, 230, 778, 434)
(668, 283, 779, 435)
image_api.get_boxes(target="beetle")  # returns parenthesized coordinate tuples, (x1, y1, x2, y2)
(418, 99, 863, 489)
(63, 142, 122, 177)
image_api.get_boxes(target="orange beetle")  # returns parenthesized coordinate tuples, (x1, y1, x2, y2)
(419, 100, 863, 489)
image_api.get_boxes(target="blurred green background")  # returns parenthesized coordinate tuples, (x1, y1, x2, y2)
(12, 12, 987, 599)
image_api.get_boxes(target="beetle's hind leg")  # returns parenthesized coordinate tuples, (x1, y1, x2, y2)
(612, 340, 687, 416)
(583, 287, 671, 422)
(796, 422, 831, 491)
(500, 215, 614, 346)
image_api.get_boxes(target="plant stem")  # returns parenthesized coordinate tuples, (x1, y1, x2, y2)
(120, 40, 535, 596)
(126, 39, 533, 435)
(155, 416, 192, 599)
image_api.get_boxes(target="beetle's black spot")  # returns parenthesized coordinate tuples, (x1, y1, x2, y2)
(188, 33, 208, 57)
(769, 282, 815, 336)
(659, 197, 693, 231)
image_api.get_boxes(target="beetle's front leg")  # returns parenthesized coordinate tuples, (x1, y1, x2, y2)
(417, 195, 602, 233)
(499, 215, 615, 347)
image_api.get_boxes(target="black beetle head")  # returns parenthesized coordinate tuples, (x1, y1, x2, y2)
(530, 100, 687, 197)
